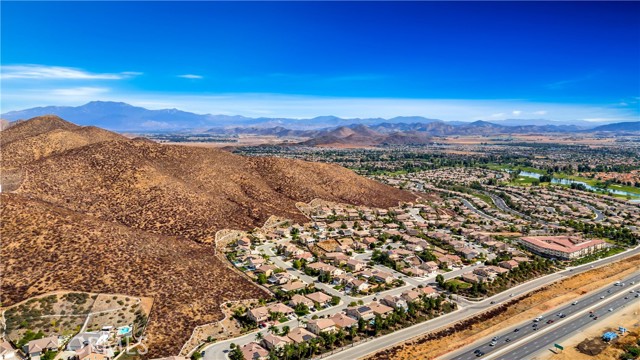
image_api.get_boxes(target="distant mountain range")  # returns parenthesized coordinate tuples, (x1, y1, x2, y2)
(2, 101, 638, 135)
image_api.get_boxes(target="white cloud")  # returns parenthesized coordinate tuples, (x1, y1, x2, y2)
(512, 110, 522, 116)
(178, 74, 203, 79)
(0, 64, 141, 80)
(50, 87, 110, 96)
(533, 110, 547, 115)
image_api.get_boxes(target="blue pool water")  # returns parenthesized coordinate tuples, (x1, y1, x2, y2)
(117, 326, 132, 336)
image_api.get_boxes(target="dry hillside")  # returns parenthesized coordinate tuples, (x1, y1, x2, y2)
(15, 138, 412, 243)
(0, 116, 414, 357)
(0, 193, 267, 357)
(1, 115, 126, 169)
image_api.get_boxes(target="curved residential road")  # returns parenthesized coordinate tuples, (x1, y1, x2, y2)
(319, 245, 640, 360)
(584, 203, 605, 222)
(448, 273, 640, 360)
(457, 197, 499, 222)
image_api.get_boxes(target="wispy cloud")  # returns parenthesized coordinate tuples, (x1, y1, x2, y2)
(512, 110, 522, 116)
(50, 87, 110, 96)
(0, 64, 141, 80)
(178, 74, 203, 79)
(546, 73, 598, 90)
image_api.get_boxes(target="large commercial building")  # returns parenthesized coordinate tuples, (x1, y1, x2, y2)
(518, 236, 606, 260)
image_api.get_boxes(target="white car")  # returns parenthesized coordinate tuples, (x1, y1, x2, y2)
(572, 301, 578, 305)
(608, 308, 613, 312)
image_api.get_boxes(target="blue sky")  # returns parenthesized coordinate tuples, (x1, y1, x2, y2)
(2, 1, 639, 122)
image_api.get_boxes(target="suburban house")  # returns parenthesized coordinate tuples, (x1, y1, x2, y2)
(368, 302, 395, 318)
(286, 327, 317, 344)
(254, 264, 277, 277)
(289, 294, 314, 308)
(420, 286, 438, 298)
(268, 303, 295, 317)
(0, 342, 16, 360)
(67, 332, 109, 352)
(498, 260, 519, 270)
(24, 336, 60, 358)
(347, 279, 370, 293)
(419, 261, 439, 273)
(280, 281, 307, 292)
(306, 262, 344, 277)
(381, 295, 408, 310)
(248, 306, 270, 323)
(306, 318, 337, 335)
(346, 305, 375, 320)
(372, 270, 394, 284)
(268, 272, 295, 285)
(346, 259, 366, 272)
(305, 292, 332, 306)
(330, 313, 358, 329)
(241, 342, 269, 360)
(261, 334, 291, 351)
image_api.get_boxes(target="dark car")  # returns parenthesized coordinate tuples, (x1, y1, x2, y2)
(593, 316, 598, 320)
(505, 338, 511, 342)
(560, 314, 566, 318)
(514, 328, 520, 332)
(476, 351, 485, 357)
(474, 349, 481, 354)
(547, 319, 554, 324)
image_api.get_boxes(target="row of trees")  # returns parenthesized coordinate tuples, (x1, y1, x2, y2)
(229, 294, 456, 360)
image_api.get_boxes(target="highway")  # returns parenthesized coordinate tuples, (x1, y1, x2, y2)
(318, 245, 640, 360)
(496, 289, 639, 360)
(448, 273, 640, 360)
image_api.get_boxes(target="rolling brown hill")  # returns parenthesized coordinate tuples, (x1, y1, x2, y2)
(16, 139, 412, 243)
(1, 115, 126, 169)
(1, 116, 415, 356)
(300, 124, 432, 147)
(0, 193, 267, 357)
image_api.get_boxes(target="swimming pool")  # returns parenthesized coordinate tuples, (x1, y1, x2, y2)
(117, 326, 132, 336)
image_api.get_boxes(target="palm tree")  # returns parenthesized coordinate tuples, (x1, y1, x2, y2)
(280, 325, 290, 336)
(268, 324, 277, 334)
(255, 332, 264, 342)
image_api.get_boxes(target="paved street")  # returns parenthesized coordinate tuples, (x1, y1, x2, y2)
(318, 245, 640, 360)
(448, 273, 640, 360)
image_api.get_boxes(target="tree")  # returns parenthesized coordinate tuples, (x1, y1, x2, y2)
(331, 296, 340, 306)
(257, 273, 268, 285)
(255, 332, 264, 341)
(280, 325, 291, 336)
(436, 274, 445, 287)
(228, 346, 243, 360)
